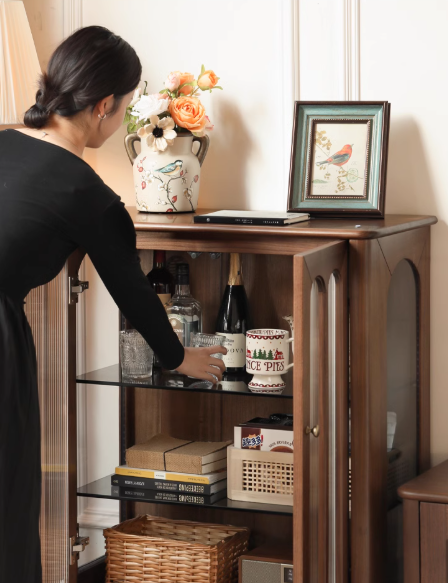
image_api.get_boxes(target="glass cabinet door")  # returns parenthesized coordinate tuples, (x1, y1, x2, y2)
(293, 241, 348, 583)
(25, 251, 83, 583)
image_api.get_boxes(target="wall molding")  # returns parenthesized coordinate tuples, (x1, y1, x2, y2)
(343, 0, 360, 100)
(292, 0, 300, 100)
(63, 0, 83, 38)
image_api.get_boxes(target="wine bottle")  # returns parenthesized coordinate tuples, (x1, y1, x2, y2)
(165, 263, 202, 348)
(146, 250, 174, 306)
(216, 253, 252, 373)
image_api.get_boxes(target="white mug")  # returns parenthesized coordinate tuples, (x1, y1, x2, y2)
(245, 329, 294, 393)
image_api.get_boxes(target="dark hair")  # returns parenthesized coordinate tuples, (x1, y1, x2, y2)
(23, 26, 142, 129)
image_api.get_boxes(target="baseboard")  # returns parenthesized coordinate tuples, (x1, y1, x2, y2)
(78, 556, 106, 583)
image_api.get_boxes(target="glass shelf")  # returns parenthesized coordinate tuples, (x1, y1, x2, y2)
(76, 364, 293, 399)
(78, 475, 293, 516)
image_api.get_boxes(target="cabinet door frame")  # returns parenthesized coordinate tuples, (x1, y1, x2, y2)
(293, 240, 348, 583)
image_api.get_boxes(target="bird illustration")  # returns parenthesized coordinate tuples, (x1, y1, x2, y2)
(316, 144, 353, 167)
(155, 160, 183, 176)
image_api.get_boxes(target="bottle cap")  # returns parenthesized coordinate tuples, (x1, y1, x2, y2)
(176, 263, 189, 284)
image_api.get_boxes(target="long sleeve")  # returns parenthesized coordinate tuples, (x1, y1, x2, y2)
(72, 197, 185, 370)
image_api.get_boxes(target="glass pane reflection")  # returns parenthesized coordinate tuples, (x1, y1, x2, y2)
(328, 274, 337, 583)
(386, 260, 417, 583)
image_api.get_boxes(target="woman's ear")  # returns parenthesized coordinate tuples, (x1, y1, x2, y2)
(95, 94, 115, 117)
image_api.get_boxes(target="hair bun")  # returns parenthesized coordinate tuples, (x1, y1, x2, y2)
(23, 101, 51, 129)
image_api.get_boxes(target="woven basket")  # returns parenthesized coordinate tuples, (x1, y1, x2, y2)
(103, 514, 250, 583)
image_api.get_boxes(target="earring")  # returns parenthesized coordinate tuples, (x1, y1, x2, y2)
(98, 113, 107, 120)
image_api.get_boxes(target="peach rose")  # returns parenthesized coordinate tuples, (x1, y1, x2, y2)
(169, 96, 206, 134)
(197, 70, 219, 90)
(175, 71, 195, 95)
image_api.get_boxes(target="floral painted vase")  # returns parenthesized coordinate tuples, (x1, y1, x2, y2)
(124, 130, 209, 213)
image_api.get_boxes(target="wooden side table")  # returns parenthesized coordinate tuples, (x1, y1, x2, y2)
(398, 459, 448, 583)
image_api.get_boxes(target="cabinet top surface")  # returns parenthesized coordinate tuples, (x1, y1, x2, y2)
(398, 459, 448, 503)
(128, 207, 437, 240)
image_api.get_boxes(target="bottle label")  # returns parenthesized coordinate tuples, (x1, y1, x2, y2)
(216, 333, 246, 368)
(157, 293, 171, 306)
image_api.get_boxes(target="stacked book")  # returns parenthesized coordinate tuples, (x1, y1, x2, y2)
(111, 434, 231, 506)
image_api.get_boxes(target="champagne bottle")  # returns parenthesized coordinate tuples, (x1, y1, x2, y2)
(216, 253, 252, 373)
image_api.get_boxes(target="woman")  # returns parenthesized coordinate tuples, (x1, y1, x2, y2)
(0, 25, 226, 582)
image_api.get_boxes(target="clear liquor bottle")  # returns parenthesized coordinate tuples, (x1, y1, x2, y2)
(165, 263, 202, 348)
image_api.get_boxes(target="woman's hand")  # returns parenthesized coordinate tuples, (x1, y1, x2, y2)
(176, 346, 227, 383)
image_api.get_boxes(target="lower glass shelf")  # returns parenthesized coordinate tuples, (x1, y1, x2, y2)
(78, 475, 293, 516)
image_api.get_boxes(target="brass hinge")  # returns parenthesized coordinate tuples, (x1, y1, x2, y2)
(70, 529, 90, 565)
(69, 276, 89, 304)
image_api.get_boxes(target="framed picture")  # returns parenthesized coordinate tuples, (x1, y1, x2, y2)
(288, 101, 390, 218)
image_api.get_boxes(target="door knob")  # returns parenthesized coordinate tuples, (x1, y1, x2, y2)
(305, 425, 320, 438)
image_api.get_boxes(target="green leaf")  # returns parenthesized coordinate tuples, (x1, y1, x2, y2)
(201, 64, 205, 76)
(213, 86, 223, 90)
(159, 89, 169, 94)
(127, 122, 135, 133)
(178, 81, 195, 91)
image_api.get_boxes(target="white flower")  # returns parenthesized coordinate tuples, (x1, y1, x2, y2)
(130, 94, 170, 122)
(143, 170, 154, 183)
(165, 72, 181, 92)
(129, 87, 142, 107)
(137, 115, 177, 152)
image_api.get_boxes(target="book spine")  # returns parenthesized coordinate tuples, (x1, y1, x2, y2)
(111, 474, 214, 495)
(115, 467, 212, 484)
(111, 486, 224, 505)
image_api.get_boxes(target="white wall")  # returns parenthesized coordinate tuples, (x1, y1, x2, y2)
(81, 0, 295, 211)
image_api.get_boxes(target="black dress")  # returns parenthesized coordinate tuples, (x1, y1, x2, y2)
(0, 128, 185, 583)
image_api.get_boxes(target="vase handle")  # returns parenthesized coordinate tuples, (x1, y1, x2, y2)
(124, 132, 140, 165)
(192, 135, 210, 167)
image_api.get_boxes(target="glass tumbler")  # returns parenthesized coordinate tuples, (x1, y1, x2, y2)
(189, 333, 225, 382)
(190, 332, 225, 356)
(120, 329, 153, 379)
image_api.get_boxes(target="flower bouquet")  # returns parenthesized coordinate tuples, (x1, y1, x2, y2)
(123, 66, 222, 213)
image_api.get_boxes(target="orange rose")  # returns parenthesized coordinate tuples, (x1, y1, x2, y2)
(198, 70, 219, 90)
(174, 71, 195, 95)
(169, 97, 206, 134)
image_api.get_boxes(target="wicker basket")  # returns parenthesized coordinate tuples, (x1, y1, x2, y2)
(227, 446, 294, 506)
(103, 514, 249, 583)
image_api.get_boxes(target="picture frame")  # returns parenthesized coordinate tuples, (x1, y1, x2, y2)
(287, 101, 391, 218)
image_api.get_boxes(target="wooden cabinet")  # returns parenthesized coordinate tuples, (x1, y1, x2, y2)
(26, 211, 436, 583)
(399, 459, 448, 583)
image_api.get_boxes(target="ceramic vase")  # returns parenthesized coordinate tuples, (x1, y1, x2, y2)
(124, 130, 209, 213)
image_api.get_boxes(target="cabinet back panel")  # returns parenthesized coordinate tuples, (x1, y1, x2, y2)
(129, 251, 295, 546)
